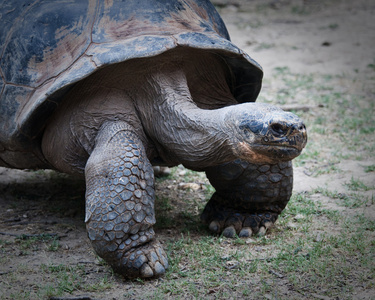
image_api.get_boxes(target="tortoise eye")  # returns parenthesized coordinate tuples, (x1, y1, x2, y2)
(239, 119, 263, 135)
(271, 123, 286, 135)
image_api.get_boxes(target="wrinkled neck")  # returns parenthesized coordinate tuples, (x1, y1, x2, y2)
(133, 68, 237, 169)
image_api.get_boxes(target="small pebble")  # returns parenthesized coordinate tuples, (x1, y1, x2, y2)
(178, 182, 201, 191)
(221, 255, 231, 260)
(287, 222, 298, 229)
(178, 170, 187, 176)
(294, 214, 305, 220)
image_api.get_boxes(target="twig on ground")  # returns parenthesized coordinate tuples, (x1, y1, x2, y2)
(49, 297, 94, 300)
(3, 217, 21, 223)
(269, 269, 284, 278)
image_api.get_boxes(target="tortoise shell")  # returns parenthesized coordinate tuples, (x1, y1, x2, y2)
(0, 0, 262, 168)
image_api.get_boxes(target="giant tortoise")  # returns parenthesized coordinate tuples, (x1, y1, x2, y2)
(0, 0, 307, 278)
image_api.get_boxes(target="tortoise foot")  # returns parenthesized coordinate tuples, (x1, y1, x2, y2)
(203, 160, 293, 238)
(201, 195, 278, 238)
(112, 239, 169, 278)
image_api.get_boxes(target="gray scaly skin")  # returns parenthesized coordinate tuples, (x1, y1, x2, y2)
(42, 51, 307, 278)
(203, 160, 293, 237)
(85, 122, 168, 277)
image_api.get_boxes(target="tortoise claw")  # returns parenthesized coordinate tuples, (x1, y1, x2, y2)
(257, 221, 274, 236)
(238, 227, 253, 237)
(209, 221, 221, 233)
(201, 198, 279, 238)
(140, 264, 154, 278)
(222, 226, 236, 238)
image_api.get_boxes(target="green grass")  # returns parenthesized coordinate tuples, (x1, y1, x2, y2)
(40, 264, 85, 297)
(312, 186, 373, 208)
(143, 184, 374, 298)
(365, 165, 375, 173)
(154, 196, 173, 229)
(152, 213, 373, 299)
(34, 264, 115, 298)
(345, 177, 374, 191)
(14, 233, 60, 252)
(159, 234, 262, 297)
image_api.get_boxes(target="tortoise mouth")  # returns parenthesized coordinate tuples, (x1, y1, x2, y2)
(236, 141, 303, 164)
(260, 127, 308, 153)
(262, 143, 300, 149)
(261, 143, 303, 152)
(252, 143, 303, 161)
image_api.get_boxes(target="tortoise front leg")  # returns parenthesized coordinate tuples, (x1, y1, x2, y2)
(202, 159, 293, 237)
(85, 122, 168, 278)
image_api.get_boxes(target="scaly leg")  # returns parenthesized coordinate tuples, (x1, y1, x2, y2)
(85, 122, 168, 278)
(202, 159, 293, 237)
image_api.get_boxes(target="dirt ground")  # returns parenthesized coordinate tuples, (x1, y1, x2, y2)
(0, 0, 374, 299)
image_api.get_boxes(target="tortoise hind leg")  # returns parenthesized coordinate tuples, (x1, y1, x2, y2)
(85, 121, 168, 278)
(202, 159, 293, 238)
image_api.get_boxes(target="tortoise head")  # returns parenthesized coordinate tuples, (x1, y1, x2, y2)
(228, 103, 307, 163)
